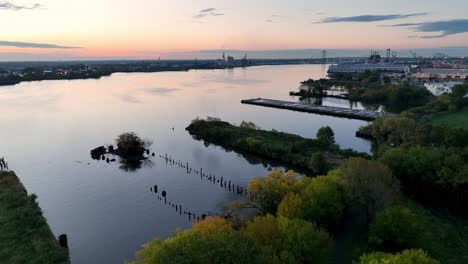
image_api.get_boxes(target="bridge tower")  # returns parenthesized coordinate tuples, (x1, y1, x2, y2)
(322, 50, 327, 65)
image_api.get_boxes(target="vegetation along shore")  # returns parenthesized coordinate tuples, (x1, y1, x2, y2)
(0, 170, 69, 263)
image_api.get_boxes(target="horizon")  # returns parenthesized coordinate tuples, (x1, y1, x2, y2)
(0, 47, 467, 62)
(1, 0, 468, 61)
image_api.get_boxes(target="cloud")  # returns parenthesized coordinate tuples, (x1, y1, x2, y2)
(265, 14, 288, 23)
(193, 14, 207, 19)
(200, 8, 216, 13)
(390, 19, 468, 38)
(387, 23, 421, 27)
(192, 7, 224, 21)
(0, 1, 41, 10)
(0, 41, 81, 49)
(318, 13, 427, 23)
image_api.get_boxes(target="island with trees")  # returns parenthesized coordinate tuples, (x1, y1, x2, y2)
(90, 132, 154, 172)
(186, 118, 369, 174)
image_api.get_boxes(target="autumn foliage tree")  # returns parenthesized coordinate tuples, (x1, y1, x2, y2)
(247, 170, 302, 214)
(132, 217, 267, 264)
(245, 215, 332, 264)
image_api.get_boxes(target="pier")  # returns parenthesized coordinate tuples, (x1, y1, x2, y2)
(241, 98, 395, 121)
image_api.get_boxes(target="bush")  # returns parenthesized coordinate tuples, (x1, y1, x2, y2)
(245, 215, 332, 264)
(316, 126, 335, 147)
(369, 205, 424, 252)
(380, 146, 468, 212)
(133, 217, 267, 264)
(116, 132, 152, 157)
(339, 158, 400, 221)
(367, 199, 468, 264)
(308, 152, 329, 174)
(302, 172, 346, 230)
(247, 170, 301, 214)
(277, 193, 304, 219)
(359, 249, 439, 264)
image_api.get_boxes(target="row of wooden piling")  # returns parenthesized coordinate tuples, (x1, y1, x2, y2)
(159, 153, 256, 198)
(0, 157, 9, 171)
(150, 184, 210, 223)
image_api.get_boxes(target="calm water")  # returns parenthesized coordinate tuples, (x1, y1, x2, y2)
(0, 65, 370, 264)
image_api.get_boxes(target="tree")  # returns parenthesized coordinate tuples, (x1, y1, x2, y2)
(192, 217, 233, 235)
(132, 217, 268, 264)
(339, 158, 400, 221)
(451, 84, 468, 109)
(308, 152, 329, 174)
(302, 172, 346, 230)
(245, 215, 332, 264)
(277, 193, 304, 219)
(316, 126, 335, 147)
(379, 146, 467, 211)
(240, 121, 260, 130)
(369, 205, 424, 252)
(371, 117, 418, 147)
(359, 249, 439, 264)
(116, 132, 152, 157)
(247, 170, 300, 214)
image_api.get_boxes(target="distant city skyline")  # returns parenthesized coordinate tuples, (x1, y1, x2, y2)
(1, 0, 467, 61)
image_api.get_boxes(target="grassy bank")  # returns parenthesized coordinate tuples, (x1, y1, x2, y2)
(186, 119, 369, 173)
(430, 108, 468, 129)
(0, 171, 68, 264)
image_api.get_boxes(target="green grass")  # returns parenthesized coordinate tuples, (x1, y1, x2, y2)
(0, 171, 69, 264)
(430, 108, 468, 129)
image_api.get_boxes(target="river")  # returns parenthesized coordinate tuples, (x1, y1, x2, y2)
(0, 64, 370, 263)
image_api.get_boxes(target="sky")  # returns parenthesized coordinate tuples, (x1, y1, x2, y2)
(1, 0, 468, 60)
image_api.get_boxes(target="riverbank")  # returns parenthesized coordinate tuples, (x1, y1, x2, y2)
(0, 171, 69, 263)
(186, 119, 369, 173)
(0, 59, 319, 87)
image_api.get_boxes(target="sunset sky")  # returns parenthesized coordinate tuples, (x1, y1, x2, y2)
(1, 0, 467, 60)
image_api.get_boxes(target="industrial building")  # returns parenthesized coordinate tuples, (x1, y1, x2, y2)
(328, 64, 410, 74)
(424, 82, 464, 96)
(413, 68, 468, 79)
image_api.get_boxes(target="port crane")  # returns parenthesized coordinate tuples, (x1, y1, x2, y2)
(409, 50, 418, 59)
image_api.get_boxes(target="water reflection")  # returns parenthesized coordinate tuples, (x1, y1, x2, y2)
(0, 65, 372, 264)
(194, 139, 310, 175)
(119, 158, 154, 173)
(159, 153, 250, 197)
(294, 84, 385, 112)
(144, 87, 180, 96)
(90, 149, 155, 173)
(150, 183, 223, 223)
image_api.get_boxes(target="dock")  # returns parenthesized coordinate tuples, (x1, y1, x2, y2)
(241, 98, 394, 121)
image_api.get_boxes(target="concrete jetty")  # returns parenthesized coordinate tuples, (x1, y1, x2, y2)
(241, 98, 394, 121)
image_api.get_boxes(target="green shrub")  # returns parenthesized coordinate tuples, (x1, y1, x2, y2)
(302, 172, 346, 230)
(277, 193, 304, 219)
(369, 205, 424, 251)
(245, 215, 332, 264)
(359, 249, 439, 264)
